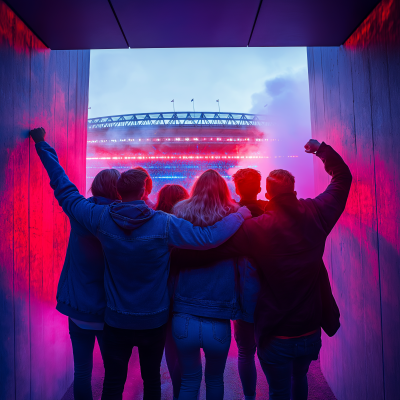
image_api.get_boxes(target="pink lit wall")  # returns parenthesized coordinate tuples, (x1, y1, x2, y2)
(0, 1, 90, 398)
(307, 0, 400, 399)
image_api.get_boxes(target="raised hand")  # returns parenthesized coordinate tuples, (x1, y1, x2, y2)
(29, 127, 46, 144)
(237, 206, 252, 220)
(304, 139, 321, 154)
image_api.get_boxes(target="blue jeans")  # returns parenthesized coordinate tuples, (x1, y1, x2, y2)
(69, 318, 105, 400)
(172, 313, 231, 400)
(165, 318, 181, 399)
(233, 320, 257, 400)
(257, 330, 322, 400)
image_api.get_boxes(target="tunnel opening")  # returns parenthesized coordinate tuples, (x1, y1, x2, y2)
(0, 0, 399, 399)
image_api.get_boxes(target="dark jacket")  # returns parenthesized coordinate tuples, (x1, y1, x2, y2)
(173, 143, 351, 345)
(239, 199, 267, 217)
(172, 202, 262, 322)
(56, 196, 114, 322)
(36, 141, 245, 330)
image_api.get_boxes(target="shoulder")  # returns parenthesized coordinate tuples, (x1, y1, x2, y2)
(150, 209, 170, 219)
(257, 200, 268, 209)
(299, 197, 318, 209)
(242, 212, 272, 232)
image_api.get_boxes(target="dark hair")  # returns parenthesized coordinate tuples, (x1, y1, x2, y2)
(117, 169, 149, 198)
(266, 169, 295, 197)
(155, 184, 189, 213)
(133, 166, 152, 195)
(89, 169, 121, 200)
(232, 168, 262, 199)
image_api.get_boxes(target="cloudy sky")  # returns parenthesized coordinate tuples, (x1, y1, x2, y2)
(88, 47, 308, 118)
(88, 47, 314, 197)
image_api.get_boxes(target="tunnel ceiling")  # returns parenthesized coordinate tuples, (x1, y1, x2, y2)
(4, 0, 381, 49)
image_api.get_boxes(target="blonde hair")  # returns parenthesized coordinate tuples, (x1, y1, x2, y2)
(173, 169, 238, 227)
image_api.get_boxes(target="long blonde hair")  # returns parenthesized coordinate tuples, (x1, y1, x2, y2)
(173, 169, 238, 227)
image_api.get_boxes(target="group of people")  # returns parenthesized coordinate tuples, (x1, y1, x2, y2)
(29, 127, 352, 400)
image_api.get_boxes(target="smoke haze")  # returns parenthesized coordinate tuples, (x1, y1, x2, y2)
(229, 68, 314, 200)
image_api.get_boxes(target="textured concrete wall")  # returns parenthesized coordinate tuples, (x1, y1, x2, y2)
(0, 1, 90, 398)
(307, 0, 400, 399)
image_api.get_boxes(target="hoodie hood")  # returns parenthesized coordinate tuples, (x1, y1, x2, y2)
(89, 196, 120, 206)
(109, 200, 155, 230)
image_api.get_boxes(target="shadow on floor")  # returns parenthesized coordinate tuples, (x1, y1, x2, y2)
(62, 330, 337, 400)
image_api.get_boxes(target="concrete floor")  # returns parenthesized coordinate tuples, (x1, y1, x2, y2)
(62, 330, 337, 400)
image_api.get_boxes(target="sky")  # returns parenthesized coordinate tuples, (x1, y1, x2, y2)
(89, 47, 308, 118)
(88, 47, 314, 198)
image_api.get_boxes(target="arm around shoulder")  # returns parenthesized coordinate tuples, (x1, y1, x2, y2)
(171, 223, 251, 269)
(167, 210, 248, 250)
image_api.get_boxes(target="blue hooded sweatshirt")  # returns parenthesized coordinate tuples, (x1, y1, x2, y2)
(56, 195, 115, 322)
(36, 142, 245, 330)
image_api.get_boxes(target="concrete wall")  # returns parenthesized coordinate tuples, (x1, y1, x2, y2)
(307, 0, 400, 399)
(0, 1, 90, 398)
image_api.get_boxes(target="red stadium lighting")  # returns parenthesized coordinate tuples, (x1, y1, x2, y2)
(86, 112, 294, 196)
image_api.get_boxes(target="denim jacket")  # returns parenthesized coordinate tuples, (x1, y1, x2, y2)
(171, 202, 262, 322)
(56, 195, 114, 322)
(36, 142, 245, 330)
(172, 253, 260, 322)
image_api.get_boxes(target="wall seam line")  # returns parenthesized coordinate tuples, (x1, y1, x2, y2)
(349, 50, 367, 400)
(12, 13, 16, 400)
(108, 0, 129, 48)
(247, 0, 264, 46)
(28, 32, 32, 400)
(367, 52, 386, 400)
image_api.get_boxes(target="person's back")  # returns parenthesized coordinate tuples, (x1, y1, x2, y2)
(57, 171, 120, 322)
(172, 170, 241, 321)
(236, 149, 348, 341)
(240, 141, 351, 400)
(231, 168, 265, 400)
(171, 169, 259, 400)
(56, 168, 120, 400)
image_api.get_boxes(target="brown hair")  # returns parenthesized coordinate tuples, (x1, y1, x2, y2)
(134, 166, 153, 195)
(155, 184, 189, 213)
(89, 169, 121, 200)
(117, 169, 149, 198)
(232, 168, 262, 199)
(266, 169, 295, 197)
(173, 169, 238, 227)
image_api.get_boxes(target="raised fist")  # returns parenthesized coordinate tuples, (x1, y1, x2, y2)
(29, 127, 46, 144)
(304, 139, 321, 154)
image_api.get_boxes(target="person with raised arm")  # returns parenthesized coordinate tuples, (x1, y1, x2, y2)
(57, 167, 120, 400)
(29, 127, 251, 400)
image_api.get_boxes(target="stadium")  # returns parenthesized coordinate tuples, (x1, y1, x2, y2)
(87, 111, 292, 201)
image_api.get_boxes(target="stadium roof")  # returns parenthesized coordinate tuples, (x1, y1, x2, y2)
(5, 0, 380, 49)
(88, 112, 269, 130)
